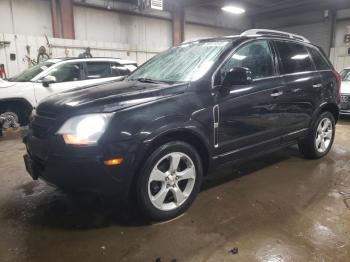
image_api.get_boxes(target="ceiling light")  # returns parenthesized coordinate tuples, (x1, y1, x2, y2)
(222, 5, 245, 15)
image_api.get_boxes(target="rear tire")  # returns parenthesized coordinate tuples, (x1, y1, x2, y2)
(298, 111, 335, 159)
(136, 141, 203, 221)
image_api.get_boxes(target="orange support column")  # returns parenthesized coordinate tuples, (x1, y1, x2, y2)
(172, 3, 185, 46)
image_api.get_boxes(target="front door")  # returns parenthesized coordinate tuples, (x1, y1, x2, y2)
(213, 39, 285, 162)
(33, 62, 85, 105)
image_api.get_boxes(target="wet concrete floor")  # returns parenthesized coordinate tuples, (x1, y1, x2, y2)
(0, 119, 350, 262)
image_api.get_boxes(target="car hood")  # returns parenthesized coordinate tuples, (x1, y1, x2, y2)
(37, 80, 188, 115)
(0, 81, 19, 88)
(341, 81, 350, 94)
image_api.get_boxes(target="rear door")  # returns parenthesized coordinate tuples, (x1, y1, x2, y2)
(213, 39, 285, 161)
(273, 40, 322, 137)
(80, 61, 127, 86)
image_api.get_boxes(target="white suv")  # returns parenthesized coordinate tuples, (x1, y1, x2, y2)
(0, 57, 137, 127)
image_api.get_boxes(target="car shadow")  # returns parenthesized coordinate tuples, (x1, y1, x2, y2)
(2, 146, 303, 230)
(339, 115, 350, 123)
(0, 127, 27, 141)
(202, 146, 301, 191)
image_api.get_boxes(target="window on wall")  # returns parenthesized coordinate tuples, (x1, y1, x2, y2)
(308, 47, 331, 71)
(215, 40, 274, 85)
(274, 41, 314, 74)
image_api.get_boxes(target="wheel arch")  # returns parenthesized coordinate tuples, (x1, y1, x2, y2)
(0, 98, 33, 125)
(318, 102, 339, 123)
(127, 128, 212, 203)
(141, 129, 212, 176)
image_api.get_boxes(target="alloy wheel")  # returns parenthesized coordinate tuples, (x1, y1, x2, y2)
(315, 117, 333, 153)
(147, 152, 196, 211)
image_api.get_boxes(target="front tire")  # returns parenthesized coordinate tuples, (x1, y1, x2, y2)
(136, 141, 203, 221)
(298, 111, 335, 159)
(0, 111, 20, 129)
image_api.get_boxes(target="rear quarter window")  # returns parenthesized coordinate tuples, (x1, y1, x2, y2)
(274, 41, 314, 74)
(111, 63, 131, 76)
(308, 47, 331, 71)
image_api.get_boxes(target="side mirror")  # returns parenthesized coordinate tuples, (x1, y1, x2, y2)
(223, 67, 253, 88)
(41, 75, 56, 87)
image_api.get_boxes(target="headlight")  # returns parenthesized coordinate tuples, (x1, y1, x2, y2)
(57, 113, 113, 145)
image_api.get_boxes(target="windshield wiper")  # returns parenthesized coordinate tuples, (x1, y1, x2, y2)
(135, 78, 169, 84)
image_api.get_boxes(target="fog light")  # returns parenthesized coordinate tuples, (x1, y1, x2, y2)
(104, 158, 123, 166)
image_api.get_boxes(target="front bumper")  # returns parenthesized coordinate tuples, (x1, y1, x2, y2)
(340, 94, 350, 115)
(23, 132, 140, 199)
(340, 110, 350, 115)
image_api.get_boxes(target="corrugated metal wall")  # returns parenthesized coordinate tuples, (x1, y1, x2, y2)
(0, 0, 52, 37)
(74, 6, 172, 52)
(185, 24, 238, 41)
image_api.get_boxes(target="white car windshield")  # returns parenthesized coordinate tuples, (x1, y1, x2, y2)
(341, 69, 350, 81)
(128, 40, 230, 83)
(8, 61, 55, 82)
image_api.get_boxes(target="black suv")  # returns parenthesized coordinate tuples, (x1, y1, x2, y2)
(24, 29, 341, 221)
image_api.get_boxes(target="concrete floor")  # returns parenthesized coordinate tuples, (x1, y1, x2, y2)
(0, 119, 350, 262)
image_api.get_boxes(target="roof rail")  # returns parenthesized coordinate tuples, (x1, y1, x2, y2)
(241, 29, 311, 43)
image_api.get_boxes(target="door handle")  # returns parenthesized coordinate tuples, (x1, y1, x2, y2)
(312, 83, 322, 88)
(271, 91, 283, 97)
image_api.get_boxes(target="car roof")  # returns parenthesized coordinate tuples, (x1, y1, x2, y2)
(46, 57, 137, 65)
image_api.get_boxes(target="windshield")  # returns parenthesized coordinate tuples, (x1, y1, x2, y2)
(128, 40, 230, 82)
(341, 69, 350, 81)
(8, 61, 55, 82)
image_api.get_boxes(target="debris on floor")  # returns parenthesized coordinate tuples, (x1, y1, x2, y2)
(228, 247, 239, 255)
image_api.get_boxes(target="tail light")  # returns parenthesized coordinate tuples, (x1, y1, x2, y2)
(333, 70, 341, 97)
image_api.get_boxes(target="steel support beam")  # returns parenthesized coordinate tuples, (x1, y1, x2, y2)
(50, 0, 60, 38)
(59, 0, 75, 39)
(172, 3, 185, 46)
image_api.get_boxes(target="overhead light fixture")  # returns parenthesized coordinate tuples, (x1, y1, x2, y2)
(222, 5, 245, 15)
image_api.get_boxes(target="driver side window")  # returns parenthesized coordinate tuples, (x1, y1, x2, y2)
(45, 63, 83, 83)
(215, 40, 274, 85)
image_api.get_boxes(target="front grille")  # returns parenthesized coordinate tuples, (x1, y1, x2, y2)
(340, 94, 350, 110)
(31, 111, 57, 139)
(341, 95, 350, 102)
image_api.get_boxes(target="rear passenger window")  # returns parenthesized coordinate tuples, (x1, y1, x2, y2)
(308, 47, 331, 70)
(275, 41, 314, 74)
(86, 62, 113, 79)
